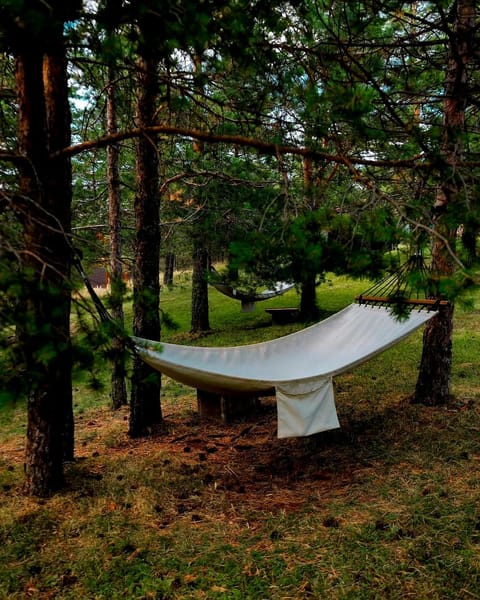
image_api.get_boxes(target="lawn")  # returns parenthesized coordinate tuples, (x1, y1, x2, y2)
(0, 273, 479, 599)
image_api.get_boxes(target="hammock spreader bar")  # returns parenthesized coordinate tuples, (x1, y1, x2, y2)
(355, 254, 450, 309)
(356, 295, 450, 308)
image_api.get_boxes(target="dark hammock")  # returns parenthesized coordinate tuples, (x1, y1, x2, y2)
(208, 267, 295, 312)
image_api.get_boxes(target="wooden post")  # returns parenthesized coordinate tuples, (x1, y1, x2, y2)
(197, 389, 222, 419)
(197, 390, 261, 423)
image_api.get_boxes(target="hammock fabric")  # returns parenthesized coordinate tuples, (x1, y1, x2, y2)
(73, 252, 441, 439)
(134, 303, 437, 438)
(210, 280, 295, 312)
(208, 267, 295, 312)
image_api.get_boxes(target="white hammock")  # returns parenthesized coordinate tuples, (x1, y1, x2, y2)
(134, 304, 436, 438)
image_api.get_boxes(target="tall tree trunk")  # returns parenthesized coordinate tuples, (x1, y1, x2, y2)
(189, 55, 211, 334)
(44, 38, 74, 464)
(191, 236, 210, 333)
(299, 275, 319, 321)
(16, 25, 73, 495)
(299, 155, 320, 321)
(413, 0, 475, 405)
(163, 252, 175, 287)
(461, 225, 478, 266)
(129, 55, 162, 436)
(106, 63, 127, 410)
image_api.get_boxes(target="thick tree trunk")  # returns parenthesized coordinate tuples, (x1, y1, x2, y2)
(106, 63, 127, 410)
(44, 43, 74, 464)
(413, 305, 454, 405)
(130, 55, 162, 436)
(16, 29, 73, 495)
(413, 0, 475, 406)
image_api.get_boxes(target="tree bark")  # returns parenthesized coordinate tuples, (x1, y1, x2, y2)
(129, 55, 162, 436)
(299, 275, 320, 321)
(16, 25, 73, 495)
(413, 0, 475, 405)
(414, 304, 454, 405)
(191, 237, 210, 333)
(163, 252, 175, 287)
(106, 63, 127, 410)
(189, 55, 211, 334)
(43, 38, 74, 464)
(299, 156, 320, 321)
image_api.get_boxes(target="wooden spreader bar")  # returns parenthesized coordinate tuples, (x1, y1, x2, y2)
(356, 295, 450, 308)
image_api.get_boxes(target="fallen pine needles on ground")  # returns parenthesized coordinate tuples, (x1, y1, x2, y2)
(1, 277, 479, 599)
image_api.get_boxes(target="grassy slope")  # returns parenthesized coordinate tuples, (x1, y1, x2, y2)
(0, 274, 479, 600)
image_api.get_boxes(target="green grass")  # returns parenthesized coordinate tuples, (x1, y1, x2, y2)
(1, 273, 479, 599)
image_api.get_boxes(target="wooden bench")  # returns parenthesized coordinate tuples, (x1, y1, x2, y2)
(265, 307, 300, 324)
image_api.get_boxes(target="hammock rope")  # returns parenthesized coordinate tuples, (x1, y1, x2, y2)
(355, 254, 450, 309)
(72, 253, 114, 324)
